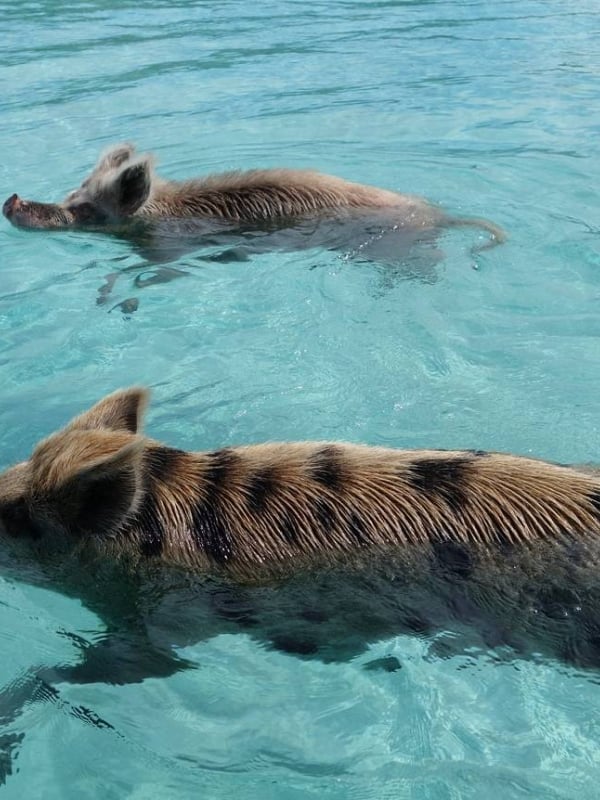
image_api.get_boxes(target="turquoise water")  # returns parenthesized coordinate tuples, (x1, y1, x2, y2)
(1, 0, 600, 796)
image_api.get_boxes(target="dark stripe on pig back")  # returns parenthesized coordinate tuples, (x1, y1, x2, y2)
(190, 449, 238, 565)
(146, 446, 188, 478)
(245, 466, 277, 513)
(307, 445, 344, 491)
(406, 456, 473, 514)
(244, 465, 304, 548)
(137, 447, 186, 557)
(305, 446, 347, 547)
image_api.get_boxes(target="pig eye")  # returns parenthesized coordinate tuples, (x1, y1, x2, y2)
(69, 202, 105, 223)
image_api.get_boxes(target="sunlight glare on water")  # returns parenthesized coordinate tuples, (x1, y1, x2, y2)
(1, 0, 600, 797)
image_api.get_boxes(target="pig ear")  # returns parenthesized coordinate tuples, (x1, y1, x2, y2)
(96, 142, 136, 172)
(114, 157, 153, 215)
(67, 388, 149, 434)
(31, 429, 145, 537)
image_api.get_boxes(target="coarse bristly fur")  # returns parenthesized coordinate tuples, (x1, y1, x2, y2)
(1, 387, 599, 587)
(2, 142, 506, 251)
(3, 391, 600, 784)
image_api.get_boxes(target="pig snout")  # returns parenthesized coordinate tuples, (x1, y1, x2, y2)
(3, 193, 21, 219)
(2, 195, 74, 229)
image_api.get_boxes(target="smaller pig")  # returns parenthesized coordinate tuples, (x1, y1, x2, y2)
(3, 142, 506, 265)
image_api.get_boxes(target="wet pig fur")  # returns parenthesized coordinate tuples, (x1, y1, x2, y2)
(3, 143, 506, 283)
(1, 387, 600, 680)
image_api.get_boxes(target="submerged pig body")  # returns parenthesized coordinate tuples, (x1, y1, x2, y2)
(2, 142, 505, 254)
(1, 388, 600, 671)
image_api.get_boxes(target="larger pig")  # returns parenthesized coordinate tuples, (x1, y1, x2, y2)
(1, 386, 600, 776)
(1, 386, 599, 675)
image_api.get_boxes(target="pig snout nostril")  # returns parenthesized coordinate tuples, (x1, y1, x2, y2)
(2, 193, 21, 217)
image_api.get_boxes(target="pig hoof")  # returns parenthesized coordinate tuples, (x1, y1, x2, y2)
(133, 267, 189, 288)
(363, 655, 402, 673)
(109, 298, 139, 315)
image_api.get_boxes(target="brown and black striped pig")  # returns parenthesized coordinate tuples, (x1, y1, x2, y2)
(1, 387, 600, 684)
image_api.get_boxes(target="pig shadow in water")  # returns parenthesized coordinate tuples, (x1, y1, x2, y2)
(2, 552, 599, 785)
(98, 215, 448, 311)
(3, 143, 506, 310)
(1, 388, 599, 780)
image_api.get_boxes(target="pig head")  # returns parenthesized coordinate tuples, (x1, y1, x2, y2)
(3, 144, 153, 230)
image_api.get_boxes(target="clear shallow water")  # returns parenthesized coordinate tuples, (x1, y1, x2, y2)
(1, 0, 600, 797)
